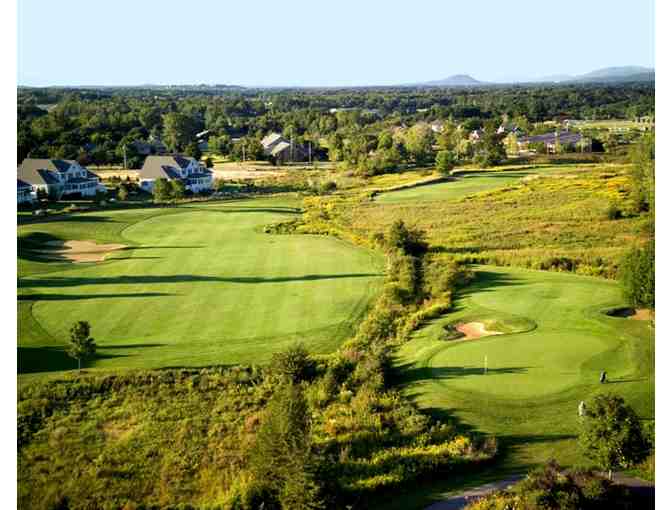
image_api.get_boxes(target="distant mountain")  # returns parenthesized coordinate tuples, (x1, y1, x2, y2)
(576, 66, 653, 80)
(421, 74, 484, 87)
(532, 66, 654, 84)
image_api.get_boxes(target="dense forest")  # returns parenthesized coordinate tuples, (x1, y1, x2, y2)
(17, 83, 654, 167)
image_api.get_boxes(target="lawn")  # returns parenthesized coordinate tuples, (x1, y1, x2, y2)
(18, 197, 384, 376)
(384, 265, 654, 509)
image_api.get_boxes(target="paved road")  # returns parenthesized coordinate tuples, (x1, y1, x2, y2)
(424, 472, 654, 510)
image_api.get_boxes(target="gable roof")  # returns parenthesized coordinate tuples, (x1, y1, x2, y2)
(261, 132, 285, 149)
(270, 141, 292, 156)
(17, 165, 62, 186)
(19, 158, 75, 174)
(139, 155, 199, 180)
(519, 132, 583, 145)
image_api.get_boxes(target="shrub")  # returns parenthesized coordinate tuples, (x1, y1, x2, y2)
(269, 344, 315, 384)
(606, 204, 622, 220)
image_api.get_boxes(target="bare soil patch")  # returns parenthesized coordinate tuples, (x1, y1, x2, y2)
(37, 240, 126, 263)
(455, 321, 503, 340)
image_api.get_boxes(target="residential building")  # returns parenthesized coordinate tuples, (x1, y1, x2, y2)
(17, 158, 105, 199)
(260, 132, 307, 164)
(17, 179, 33, 204)
(138, 155, 213, 193)
(131, 136, 168, 156)
(517, 131, 591, 153)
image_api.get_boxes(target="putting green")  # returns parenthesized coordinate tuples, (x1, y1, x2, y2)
(18, 198, 384, 374)
(395, 265, 653, 467)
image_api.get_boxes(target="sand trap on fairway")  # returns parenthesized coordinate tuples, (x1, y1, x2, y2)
(456, 322, 503, 339)
(38, 240, 126, 263)
(607, 307, 654, 321)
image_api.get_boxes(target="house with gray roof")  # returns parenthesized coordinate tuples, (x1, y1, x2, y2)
(260, 132, 307, 164)
(17, 159, 105, 200)
(138, 155, 213, 194)
(517, 131, 591, 153)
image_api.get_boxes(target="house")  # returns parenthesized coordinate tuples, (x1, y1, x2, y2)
(17, 179, 33, 204)
(260, 132, 307, 164)
(138, 155, 213, 194)
(17, 159, 105, 199)
(131, 136, 168, 156)
(517, 131, 591, 153)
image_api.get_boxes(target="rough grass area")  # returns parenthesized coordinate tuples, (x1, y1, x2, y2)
(18, 197, 384, 376)
(387, 265, 653, 509)
(328, 163, 650, 278)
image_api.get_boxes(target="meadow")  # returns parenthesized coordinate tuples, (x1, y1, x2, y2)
(18, 197, 384, 376)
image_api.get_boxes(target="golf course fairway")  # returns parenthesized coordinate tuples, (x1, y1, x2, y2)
(394, 265, 654, 471)
(18, 198, 384, 375)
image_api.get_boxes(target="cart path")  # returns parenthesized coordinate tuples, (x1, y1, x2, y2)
(424, 472, 653, 510)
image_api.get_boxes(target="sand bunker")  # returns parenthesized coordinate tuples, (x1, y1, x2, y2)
(37, 240, 126, 263)
(456, 322, 503, 339)
(607, 307, 654, 321)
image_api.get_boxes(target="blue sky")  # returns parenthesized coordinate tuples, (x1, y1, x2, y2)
(18, 0, 655, 87)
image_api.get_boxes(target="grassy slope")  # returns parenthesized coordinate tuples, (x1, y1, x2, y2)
(343, 164, 649, 276)
(18, 197, 384, 376)
(382, 265, 653, 510)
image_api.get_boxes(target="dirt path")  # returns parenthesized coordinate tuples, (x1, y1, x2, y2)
(423, 472, 654, 510)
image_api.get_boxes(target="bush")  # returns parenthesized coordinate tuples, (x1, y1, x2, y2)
(270, 344, 316, 383)
(606, 204, 622, 220)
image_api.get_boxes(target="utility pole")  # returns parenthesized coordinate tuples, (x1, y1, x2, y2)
(123, 145, 128, 169)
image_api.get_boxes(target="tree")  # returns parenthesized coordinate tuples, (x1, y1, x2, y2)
(619, 240, 654, 308)
(270, 344, 315, 383)
(629, 132, 654, 214)
(579, 394, 648, 480)
(204, 156, 214, 168)
(170, 180, 186, 201)
(184, 141, 202, 161)
(152, 178, 171, 202)
(435, 150, 456, 176)
(66, 321, 96, 371)
(248, 383, 323, 510)
(403, 123, 434, 165)
(387, 220, 428, 256)
(162, 112, 198, 152)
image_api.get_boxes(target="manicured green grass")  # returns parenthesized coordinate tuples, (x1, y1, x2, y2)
(388, 265, 653, 509)
(18, 197, 384, 376)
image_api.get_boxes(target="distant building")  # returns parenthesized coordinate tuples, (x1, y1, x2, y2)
(131, 136, 168, 156)
(17, 159, 105, 199)
(260, 132, 307, 164)
(138, 155, 213, 193)
(517, 131, 591, 153)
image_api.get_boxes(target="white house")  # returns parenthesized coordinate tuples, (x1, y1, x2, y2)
(138, 155, 213, 194)
(17, 159, 105, 199)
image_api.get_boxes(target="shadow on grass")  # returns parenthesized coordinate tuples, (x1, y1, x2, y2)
(394, 364, 531, 387)
(18, 292, 175, 302)
(18, 343, 167, 374)
(19, 273, 383, 289)
(185, 206, 301, 215)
